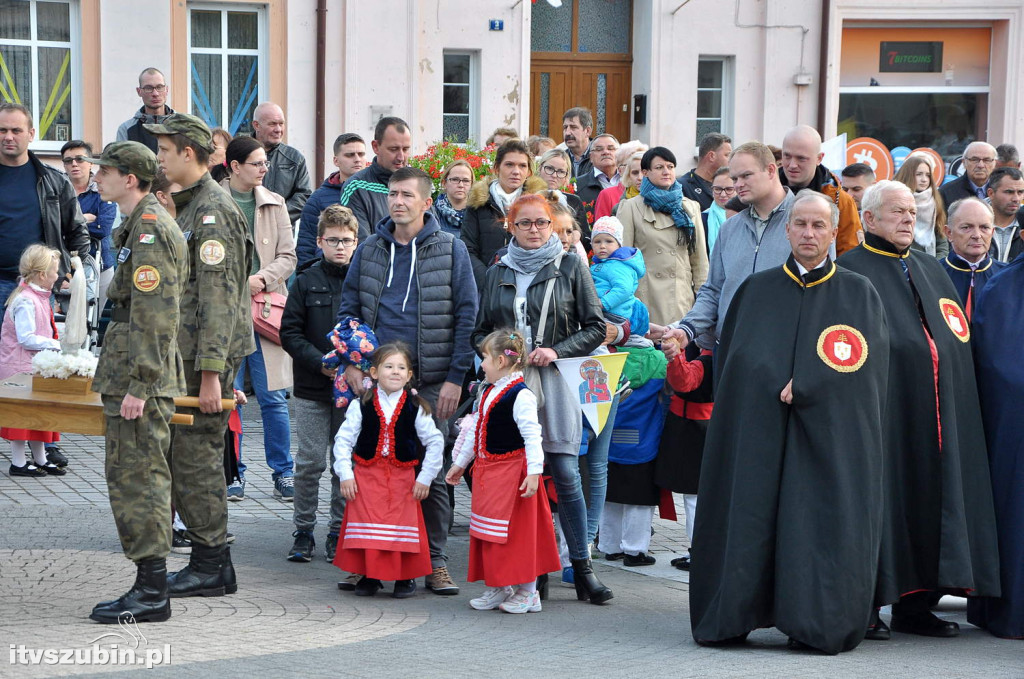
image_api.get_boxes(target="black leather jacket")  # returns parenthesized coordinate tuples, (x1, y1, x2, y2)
(263, 142, 312, 223)
(29, 152, 90, 290)
(472, 250, 605, 359)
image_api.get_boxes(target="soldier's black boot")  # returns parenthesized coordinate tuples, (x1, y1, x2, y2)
(90, 558, 171, 623)
(167, 544, 227, 597)
(221, 546, 238, 594)
(571, 558, 614, 605)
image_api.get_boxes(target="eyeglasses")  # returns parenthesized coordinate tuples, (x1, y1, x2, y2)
(140, 84, 167, 93)
(321, 237, 357, 248)
(62, 156, 88, 165)
(712, 186, 736, 195)
(965, 157, 996, 164)
(446, 177, 472, 185)
(513, 218, 552, 231)
(244, 161, 271, 169)
(541, 166, 568, 179)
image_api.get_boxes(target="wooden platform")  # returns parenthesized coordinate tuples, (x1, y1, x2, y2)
(0, 373, 198, 435)
(0, 372, 106, 436)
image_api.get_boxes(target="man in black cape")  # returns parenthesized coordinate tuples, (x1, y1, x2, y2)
(939, 197, 1005, 319)
(966, 255, 1024, 639)
(689, 190, 890, 654)
(838, 180, 1000, 638)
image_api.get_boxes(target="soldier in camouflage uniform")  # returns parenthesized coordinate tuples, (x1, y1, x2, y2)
(144, 114, 255, 597)
(87, 141, 188, 623)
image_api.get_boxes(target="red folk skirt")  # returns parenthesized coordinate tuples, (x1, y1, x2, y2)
(0, 428, 59, 443)
(333, 462, 431, 581)
(467, 455, 561, 587)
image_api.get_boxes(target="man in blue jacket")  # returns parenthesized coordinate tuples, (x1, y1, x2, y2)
(296, 133, 366, 266)
(338, 166, 478, 597)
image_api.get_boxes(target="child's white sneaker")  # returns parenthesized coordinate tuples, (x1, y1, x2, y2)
(470, 586, 513, 610)
(499, 588, 542, 614)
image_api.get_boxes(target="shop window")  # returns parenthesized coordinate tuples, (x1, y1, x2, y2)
(188, 3, 265, 136)
(443, 52, 477, 144)
(696, 57, 732, 145)
(838, 92, 986, 163)
(0, 0, 79, 150)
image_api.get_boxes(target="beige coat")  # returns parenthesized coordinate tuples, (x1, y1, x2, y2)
(224, 180, 297, 391)
(618, 194, 709, 326)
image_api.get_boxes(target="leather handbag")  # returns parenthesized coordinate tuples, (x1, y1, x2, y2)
(251, 291, 286, 344)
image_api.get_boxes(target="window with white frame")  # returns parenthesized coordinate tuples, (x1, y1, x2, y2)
(443, 52, 477, 144)
(188, 3, 266, 136)
(0, 0, 79, 149)
(696, 57, 733, 145)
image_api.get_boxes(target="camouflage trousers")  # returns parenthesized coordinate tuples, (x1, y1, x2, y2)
(102, 395, 176, 563)
(170, 359, 237, 548)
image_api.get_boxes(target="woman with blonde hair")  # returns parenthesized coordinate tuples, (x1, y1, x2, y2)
(894, 153, 949, 258)
(435, 159, 474, 236)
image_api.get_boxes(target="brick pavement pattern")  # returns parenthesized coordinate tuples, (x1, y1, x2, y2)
(1, 403, 1020, 677)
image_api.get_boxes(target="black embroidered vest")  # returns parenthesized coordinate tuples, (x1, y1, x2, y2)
(478, 380, 528, 456)
(353, 391, 424, 465)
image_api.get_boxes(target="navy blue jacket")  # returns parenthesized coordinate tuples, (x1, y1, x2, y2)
(297, 171, 345, 267)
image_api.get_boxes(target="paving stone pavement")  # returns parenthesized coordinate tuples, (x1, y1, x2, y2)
(1, 403, 1020, 678)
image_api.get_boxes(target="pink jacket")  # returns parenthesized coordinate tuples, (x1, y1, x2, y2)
(0, 283, 58, 380)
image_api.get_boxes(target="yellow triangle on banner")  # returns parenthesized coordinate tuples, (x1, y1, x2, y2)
(552, 352, 629, 436)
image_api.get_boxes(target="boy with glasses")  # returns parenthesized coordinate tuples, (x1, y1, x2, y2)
(281, 205, 360, 563)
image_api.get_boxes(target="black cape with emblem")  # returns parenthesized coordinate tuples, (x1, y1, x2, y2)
(838, 233, 1000, 605)
(939, 252, 1005, 319)
(689, 256, 890, 654)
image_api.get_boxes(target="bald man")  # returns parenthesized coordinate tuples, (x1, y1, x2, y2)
(778, 125, 862, 256)
(940, 141, 998, 210)
(252, 101, 311, 222)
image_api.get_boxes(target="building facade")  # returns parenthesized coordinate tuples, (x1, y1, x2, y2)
(4, 0, 1022, 177)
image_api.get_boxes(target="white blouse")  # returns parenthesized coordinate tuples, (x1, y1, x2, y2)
(11, 284, 61, 352)
(332, 386, 444, 486)
(453, 372, 545, 475)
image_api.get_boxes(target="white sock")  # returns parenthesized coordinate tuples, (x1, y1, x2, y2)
(517, 579, 537, 594)
(10, 441, 27, 468)
(29, 441, 47, 466)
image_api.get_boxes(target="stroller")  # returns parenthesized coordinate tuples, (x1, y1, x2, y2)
(53, 248, 101, 355)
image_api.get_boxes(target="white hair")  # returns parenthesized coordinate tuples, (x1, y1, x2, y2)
(861, 179, 912, 217)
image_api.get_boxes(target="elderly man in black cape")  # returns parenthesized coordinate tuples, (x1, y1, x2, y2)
(839, 180, 1000, 639)
(689, 190, 890, 654)
(966, 255, 1024, 639)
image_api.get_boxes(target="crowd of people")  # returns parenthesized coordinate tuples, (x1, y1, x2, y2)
(0, 65, 1021, 652)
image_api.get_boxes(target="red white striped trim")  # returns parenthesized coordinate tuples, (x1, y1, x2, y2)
(344, 522, 420, 542)
(470, 513, 510, 538)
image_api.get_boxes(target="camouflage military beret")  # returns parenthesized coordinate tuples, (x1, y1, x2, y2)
(85, 141, 158, 182)
(143, 113, 214, 153)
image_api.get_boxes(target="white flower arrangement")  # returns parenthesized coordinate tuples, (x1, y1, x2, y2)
(31, 349, 99, 379)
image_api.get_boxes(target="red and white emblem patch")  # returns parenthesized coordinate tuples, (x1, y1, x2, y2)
(817, 325, 868, 373)
(939, 298, 970, 342)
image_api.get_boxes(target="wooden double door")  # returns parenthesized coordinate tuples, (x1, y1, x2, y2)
(530, 59, 632, 142)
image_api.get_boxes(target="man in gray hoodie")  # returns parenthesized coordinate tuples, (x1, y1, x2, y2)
(337, 166, 478, 596)
(116, 68, 175, 154)
(661, 141, 798, 353)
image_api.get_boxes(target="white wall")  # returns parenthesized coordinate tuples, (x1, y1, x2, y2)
(98, 0, 174, 145)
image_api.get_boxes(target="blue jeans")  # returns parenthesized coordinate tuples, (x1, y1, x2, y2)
(233, 334, 293, 480)
(546, 451, 590, 561)
(581, 395, 618, 544)
(0, 277, 18, 326)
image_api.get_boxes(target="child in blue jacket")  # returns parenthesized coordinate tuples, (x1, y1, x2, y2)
(590, 216, 649, 337)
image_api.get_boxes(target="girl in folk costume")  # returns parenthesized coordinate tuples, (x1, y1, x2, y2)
(331, 342, 443, 598)
(0, 245, 66, 478)
(446, 330, 561, 614)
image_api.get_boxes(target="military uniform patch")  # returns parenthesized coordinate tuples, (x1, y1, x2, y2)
(817, 324, 868, 373)
(202, 215, 217, 225)
(117, 247, 131, 263)
(139, 234, 155, 244)
(939, 298, 970, 342)
(133, 265, 161, 292)
(199, 239, 226, 265)
(182, 230, 193, 242)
